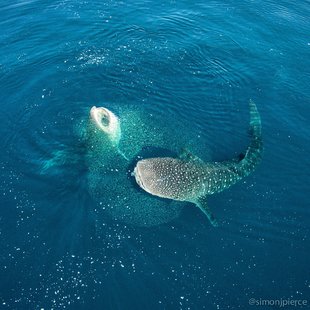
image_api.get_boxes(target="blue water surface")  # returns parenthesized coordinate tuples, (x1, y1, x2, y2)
(0, 0, 309, 309)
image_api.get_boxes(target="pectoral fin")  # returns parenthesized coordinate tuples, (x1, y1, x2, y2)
(117, 148, 129, 161)
(196, 195, 218, 227)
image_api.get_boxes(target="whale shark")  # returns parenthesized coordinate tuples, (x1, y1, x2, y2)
(85, 105, 184, 227)
(133, 100, 263, 226)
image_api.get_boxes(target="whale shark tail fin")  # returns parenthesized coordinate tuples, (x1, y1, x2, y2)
(238, 100, 263, 176)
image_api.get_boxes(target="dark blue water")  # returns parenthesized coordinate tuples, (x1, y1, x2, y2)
(1, 0, 309, 309)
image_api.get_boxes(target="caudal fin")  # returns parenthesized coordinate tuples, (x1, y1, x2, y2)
(239, 100, 263, 176)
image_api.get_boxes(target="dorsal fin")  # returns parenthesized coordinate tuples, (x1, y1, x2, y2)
(179, 148, 204, 164)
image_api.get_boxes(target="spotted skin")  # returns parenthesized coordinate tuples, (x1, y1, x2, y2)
(134, 100, 263, 226)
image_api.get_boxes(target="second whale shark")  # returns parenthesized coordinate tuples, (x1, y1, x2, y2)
(133, 100, 263, 226)
(85, 105, 184, 227)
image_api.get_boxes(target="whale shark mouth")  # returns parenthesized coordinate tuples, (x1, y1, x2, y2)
(90, 106, 112, 133)
(133, 165, 146, 190)
(89, 106, 121, 146)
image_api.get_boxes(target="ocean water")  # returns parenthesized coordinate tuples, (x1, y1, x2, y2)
(0, 0, 309, 309)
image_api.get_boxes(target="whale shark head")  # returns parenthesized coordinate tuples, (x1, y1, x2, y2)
(90, 106, 121, 145)
(133, 159, 155, 194)
(134, 158, 197, 201)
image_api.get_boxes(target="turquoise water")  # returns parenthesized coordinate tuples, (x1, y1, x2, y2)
(1, 0, 309, 309)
